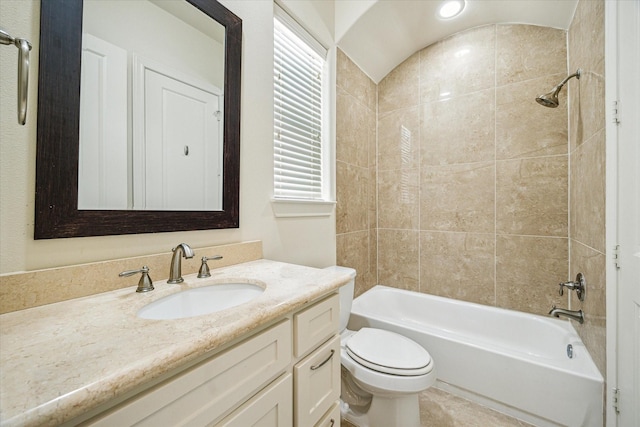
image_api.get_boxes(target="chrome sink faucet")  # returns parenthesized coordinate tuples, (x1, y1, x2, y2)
(167, 243, 194, 284)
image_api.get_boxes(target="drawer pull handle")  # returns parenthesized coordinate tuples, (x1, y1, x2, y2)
(310, 349, 335, 370)
(329, 419, 335, 426)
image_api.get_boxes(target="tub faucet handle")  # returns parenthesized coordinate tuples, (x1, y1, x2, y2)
(119, 266, 154, 293)
(198, 255, 223, 278)
(558, 273, 586, 301)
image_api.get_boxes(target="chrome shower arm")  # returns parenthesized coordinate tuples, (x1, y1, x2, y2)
(556, 69, 581, 90)
(549, 69, 582, 97)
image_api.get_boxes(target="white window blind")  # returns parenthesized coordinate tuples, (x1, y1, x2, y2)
(274, 10, 326, 200)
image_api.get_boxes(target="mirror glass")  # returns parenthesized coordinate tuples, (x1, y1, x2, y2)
(79, 0, 225, 210)
(35, 0, 241, 239)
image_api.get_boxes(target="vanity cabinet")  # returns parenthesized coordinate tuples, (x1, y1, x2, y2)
(80, 293, 340, 427)
(86, 320, 292, 426)
(218, 373, 293, 427)
(315, 402, 341, 427)
(294, 335, 340, 427)
(293, 295, 341, 427)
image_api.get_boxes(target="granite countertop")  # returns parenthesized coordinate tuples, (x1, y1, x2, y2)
(0, 259, 349, 427)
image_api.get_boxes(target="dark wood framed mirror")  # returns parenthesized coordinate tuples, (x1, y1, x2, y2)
(35, 0, 241, 239)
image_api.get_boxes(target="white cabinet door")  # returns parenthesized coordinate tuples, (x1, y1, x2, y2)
(294, 335, 341, 427)
(217, 374, 293, 427)
(294, 294, 340, 358)
(314, 402, 340, 427)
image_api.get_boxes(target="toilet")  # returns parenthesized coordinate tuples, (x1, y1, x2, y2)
(327, 266, 436, 427)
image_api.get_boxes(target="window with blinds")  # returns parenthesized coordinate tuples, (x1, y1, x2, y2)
(273, 10, 327, 200)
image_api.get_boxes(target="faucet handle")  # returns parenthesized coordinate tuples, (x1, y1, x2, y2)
(198, 255, 223, 278)
(557, 273, 586, 301)
(119, 266, 154, 293)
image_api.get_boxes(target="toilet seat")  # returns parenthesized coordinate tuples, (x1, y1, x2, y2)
(345, 328, 433, 376)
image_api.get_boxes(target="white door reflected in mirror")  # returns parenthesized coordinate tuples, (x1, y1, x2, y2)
(78, 0, 225, 211)
(135, 57, 222, 210)
(78, 33, 129, 209)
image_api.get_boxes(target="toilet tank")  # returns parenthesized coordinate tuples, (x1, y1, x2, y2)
(324, 266, 356, 332)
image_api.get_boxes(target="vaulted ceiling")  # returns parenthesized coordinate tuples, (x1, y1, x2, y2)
(334, 0, 579, 82)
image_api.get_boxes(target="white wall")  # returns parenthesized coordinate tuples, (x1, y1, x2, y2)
(84, 0, 224, 88)
(0, 0, 336, 274)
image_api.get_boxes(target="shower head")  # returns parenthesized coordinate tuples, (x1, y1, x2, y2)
(536, 92, 559, 108)
(536, 69, 581, 108)
(535, 86, 562, 108)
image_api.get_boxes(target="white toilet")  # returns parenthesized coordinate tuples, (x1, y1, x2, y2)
(327, 266, 436, 427)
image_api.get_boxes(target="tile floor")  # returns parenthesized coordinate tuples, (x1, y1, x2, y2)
(342, 387, 535, 427)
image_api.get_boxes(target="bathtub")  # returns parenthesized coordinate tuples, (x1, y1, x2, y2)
(347, 286, 603, 427)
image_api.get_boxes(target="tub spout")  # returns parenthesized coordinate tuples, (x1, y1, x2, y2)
(549, 306, 584, 324)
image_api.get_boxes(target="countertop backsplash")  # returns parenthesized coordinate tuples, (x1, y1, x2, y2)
(0, 241, 262, 314)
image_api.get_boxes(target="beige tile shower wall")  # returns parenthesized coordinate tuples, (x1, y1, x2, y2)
(376, 24, 569, 314)
(568, 0, 606, 376)
(336, 50, 378, 296)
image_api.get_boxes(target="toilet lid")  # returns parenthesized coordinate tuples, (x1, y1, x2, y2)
(345, 328, 432, 376)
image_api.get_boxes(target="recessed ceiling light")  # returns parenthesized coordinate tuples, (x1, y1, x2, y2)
(438, 0, 466, 19)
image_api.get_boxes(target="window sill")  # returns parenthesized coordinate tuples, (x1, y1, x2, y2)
(270, 198, 336, 218)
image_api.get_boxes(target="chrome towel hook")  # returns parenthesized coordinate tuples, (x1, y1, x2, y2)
(1, 28, 32, 125)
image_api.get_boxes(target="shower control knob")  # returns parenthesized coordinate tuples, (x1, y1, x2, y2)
(557, 273, 586, 301)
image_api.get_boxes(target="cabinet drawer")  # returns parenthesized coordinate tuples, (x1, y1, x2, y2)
(314, 401, 340, 427)
(294, 335, 341, 427)
(293, 294, 339, 358)
(88, 320, 292, 427)
(217, 374, 292, 427)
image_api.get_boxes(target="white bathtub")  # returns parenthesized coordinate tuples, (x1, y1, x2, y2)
(347, 286, 604, 427)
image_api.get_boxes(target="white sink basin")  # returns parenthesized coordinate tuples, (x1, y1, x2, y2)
(137, 283, 264, 320)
